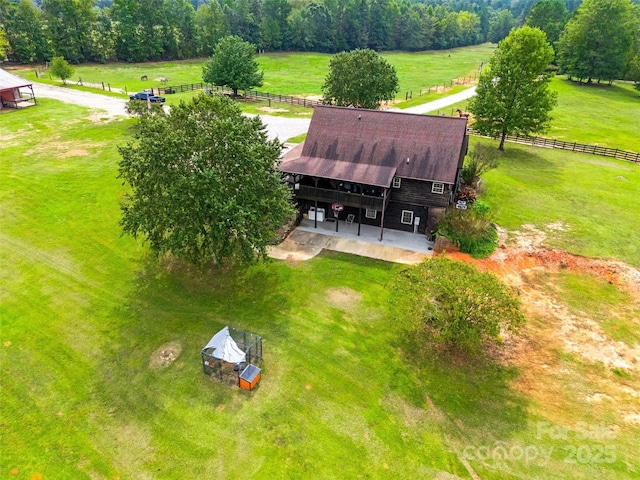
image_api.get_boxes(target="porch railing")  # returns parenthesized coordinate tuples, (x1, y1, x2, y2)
(295, 185, 384, 210)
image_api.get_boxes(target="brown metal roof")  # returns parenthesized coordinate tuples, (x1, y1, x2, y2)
(281, 157, 397, 188)
(280, 105, 467, 186)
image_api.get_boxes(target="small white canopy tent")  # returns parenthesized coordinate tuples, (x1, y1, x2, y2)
(203, 326, 246, 364)
(201, 325, 263, 384)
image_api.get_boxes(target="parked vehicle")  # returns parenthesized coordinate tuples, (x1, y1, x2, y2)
(129, 92, 166, 103)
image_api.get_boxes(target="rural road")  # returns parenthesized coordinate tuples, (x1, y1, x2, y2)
(395, 86, 477, 114)
(31, 82, 476, 140)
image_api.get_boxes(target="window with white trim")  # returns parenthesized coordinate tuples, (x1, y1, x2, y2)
(392, 177, 401, 188)
(365, 209, 377, 219)
(431, 182, 445, 194)
(401, 210, 414, 225)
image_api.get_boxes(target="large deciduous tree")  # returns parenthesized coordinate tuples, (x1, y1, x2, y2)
(392, 257, 525, 356)
(42, 0, 95, 63)
(488, 9, 516, 43)
(525, 0, 568, 48)
(194, 2, 230, 57)
(556, 0, 639, 84)
(3, 0, 50, 64)
(118, 94, 294, 267)
(468, 26, 557, 150)
(322, 48, 398, 109)
(202, 35, 263, 97)
(0, 25, 8, 62)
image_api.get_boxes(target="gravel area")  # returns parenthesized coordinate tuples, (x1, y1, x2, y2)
(389, 86, 477, 114)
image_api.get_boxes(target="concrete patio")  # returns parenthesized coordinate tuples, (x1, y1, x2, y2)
(268, 218, 435, 264)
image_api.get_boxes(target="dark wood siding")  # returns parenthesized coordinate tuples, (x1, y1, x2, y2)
(384, 202, 430, 234)
(390, 178, 451, 208)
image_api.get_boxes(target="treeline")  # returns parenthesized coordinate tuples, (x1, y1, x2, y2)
(1, 0, 575, 64)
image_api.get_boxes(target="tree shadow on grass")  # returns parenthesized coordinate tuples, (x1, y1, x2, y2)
(126, 254, 296, 341)
(100, 254, 297, 419)
(404, 338, 530, 443)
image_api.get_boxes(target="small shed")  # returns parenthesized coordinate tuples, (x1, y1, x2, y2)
(202, 326, 263, 389)
(0, 68, 37, 110)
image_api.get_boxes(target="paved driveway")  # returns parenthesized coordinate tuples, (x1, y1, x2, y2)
(32, 82, 311, 141)
(31, 82, 475, 140)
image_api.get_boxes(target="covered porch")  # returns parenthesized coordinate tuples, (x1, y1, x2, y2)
(268, 217, 434, 265)
(296, 218, 434, 253)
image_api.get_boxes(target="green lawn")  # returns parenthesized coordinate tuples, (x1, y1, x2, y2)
(11, 44, 494, 101)
(548, 77, 640, 151)
(429, 76, 640, 151)
(2, 98, 639, 479)
(476, 137, 640, 267)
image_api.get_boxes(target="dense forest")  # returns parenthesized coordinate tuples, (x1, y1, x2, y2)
(0, 0, 587, 64)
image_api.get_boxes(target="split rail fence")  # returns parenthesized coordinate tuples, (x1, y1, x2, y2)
(467, 128, 639, 163)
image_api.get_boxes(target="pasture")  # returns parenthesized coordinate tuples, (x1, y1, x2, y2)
(1, 95, 639, 478)
(437, 77, 640, 152)
(14, 44, 494, 100)
(11, 43, 639, 152)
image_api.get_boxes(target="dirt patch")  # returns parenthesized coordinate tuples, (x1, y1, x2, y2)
(149, 341, 182, 369)
(623, 412, 640, 425)
(25, 140, 106, 160)
(59, 148, 89, 158)
(443, 223, 640, 373)
(446, 223, 640, 299)
(326, 287, 362, 310)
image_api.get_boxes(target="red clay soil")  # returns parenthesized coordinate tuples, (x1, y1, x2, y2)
(440, 225, 640, 378)
(442, 226, 640, 301)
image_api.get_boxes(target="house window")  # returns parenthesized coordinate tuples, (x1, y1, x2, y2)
(401, 210, 414, 225)
(365, 209, 377, 219)
(432, 182, 445, 194)
(392, 177, 402, 188)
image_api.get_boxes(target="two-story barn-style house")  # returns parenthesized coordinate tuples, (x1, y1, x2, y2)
(279, 105, 469, 241)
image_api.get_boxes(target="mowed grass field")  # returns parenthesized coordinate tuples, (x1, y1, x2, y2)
(1, 93, 640, 478)
(14, 44, 494, 100)
(475, 136, 640, 267)
(11, 43, 639, 151)
(438, 76, 640, 152)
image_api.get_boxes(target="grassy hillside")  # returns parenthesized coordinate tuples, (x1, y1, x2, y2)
(475, 137, 640, 266)
(1, 98, 639, 479)
(12, 44, 495, 100)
